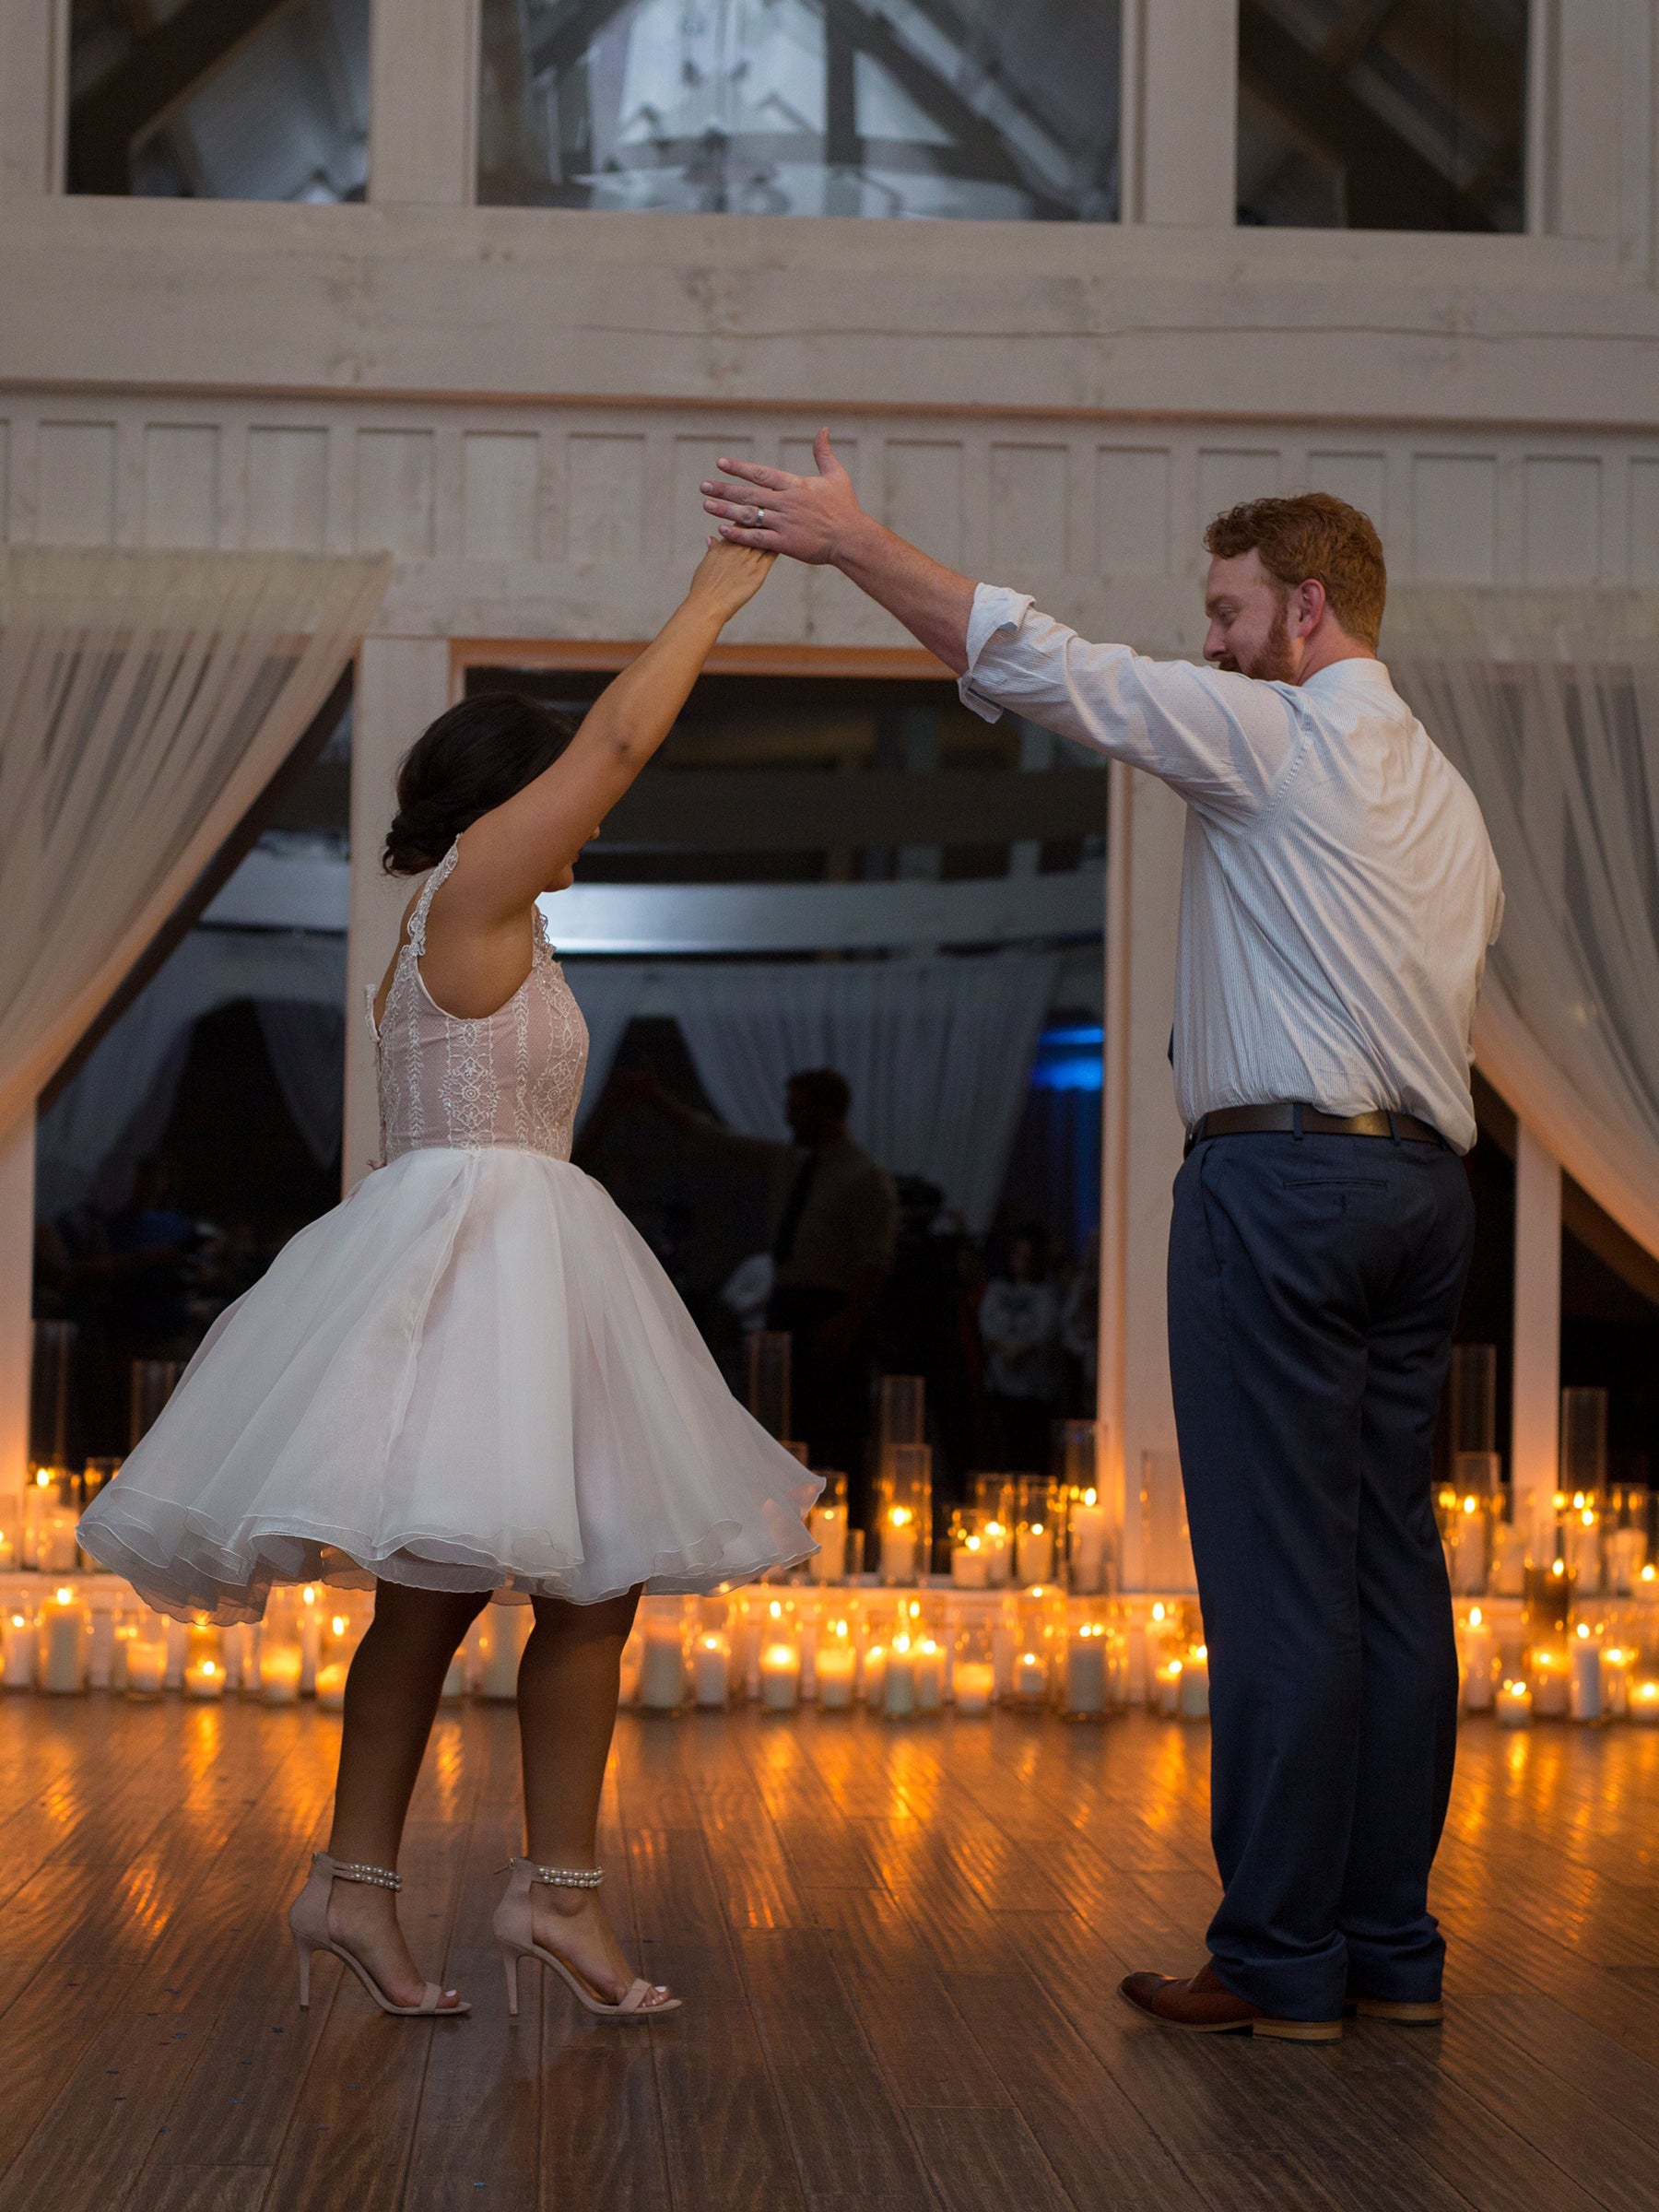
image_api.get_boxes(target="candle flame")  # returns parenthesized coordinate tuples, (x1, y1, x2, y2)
(301, 1585, 316, 1603)
(1551, 1559, 1565, 1576)
(1151, 1602, 1166, 1620)
(701, 1635, 722, 1651)
(888, 1506, 913, 1527)
(894, 1634, 912, 1653)
(1195, 1644, 1208, 1660)
(832, 1619, 848, 1639)
(33, 1470, 50, 1488)
(1030, 1522, 1044, 1535)
(1462, 1497, 1478, 1514)
(964, 1535, 981, 1552)
(769, 1599, 782, 1618)
(1577, 1623, 1591, 1640)
(54, 1587, 73, 1605)
(1469, 1606, 1482, 1625)
(1083, 1488, 1097, 1506)
(331, 1616, 347, 1636)
(985, 1522, 1005, 1538)
(1581, 1509, 1596, 1526)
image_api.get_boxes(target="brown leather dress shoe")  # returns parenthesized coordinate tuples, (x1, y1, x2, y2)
(1118, 1963, 1342, 2042)
(1344, 1994, 1443, 2024)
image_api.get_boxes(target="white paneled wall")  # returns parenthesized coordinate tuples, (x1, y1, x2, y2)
(8, 398, 1657, 617)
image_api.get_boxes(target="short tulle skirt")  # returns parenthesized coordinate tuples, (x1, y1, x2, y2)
(76, 1146, 822, 1624)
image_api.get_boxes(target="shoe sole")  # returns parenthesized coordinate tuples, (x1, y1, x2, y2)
(1347, 1998, 1443, 2025)
(1117, 1986, 1341, 2041)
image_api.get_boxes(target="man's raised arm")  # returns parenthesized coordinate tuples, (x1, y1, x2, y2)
(701, 429, 976, 674)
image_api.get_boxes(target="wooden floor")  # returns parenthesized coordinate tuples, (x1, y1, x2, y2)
(0, 1696, 1653, 2212)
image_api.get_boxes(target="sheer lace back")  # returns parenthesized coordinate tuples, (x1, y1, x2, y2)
(371, 841, 588, 1164)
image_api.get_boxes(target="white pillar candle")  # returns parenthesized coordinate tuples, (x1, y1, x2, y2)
(982, 1524, 1013, 1586)
(692, 1633, 731, 1707)
(125, 1632, 167, 1698)
(882, 1641, 916, 1717)
(1178, 1645, 1211, 1720)
(991, 1618, 1018, 1697)
(1012, 1649, 1048, 1706)
(260, 1637, 303, 1705)
(185, 1654, 228, 1700)
(1153, 1659, 1183, 1716)
(881, 1516, 918, 1585)
(1565, 1514, 1602, 1594)
(807, 1505, 845, 1583)
(43, 1509, 79, 1575)
(1607, 1527, 1646, 1594)
(1490, 1524, 1528, 1597)
(1015, 1524, 1055, 1586)
(1630, 1677, 1659, 1724)
(1452, 1503, 1487, 1594)
(759, 1641, 801, 1711)
(109, 1622, 135, 1693)
(950, 1537, 989, 1589)
(40, 1591, 88, 1693)
(1496, 1677, 1532, 1728)
(1569, 1632, 1602, 1722)
(913, 1640, 945, 1712)
(638, 1618, 686, 1711)
(299, 1590, 321, 1694)
(1125, 1622, 1149, 1705)
(315, 1663, 347, 1711)
(817, 1642, 857, 1709)
(861, 1644, 888, 1706)
(87, 1609, 116, 1690)
(1461, 1612, 1495, 1712)
(1531, 1650, 1570, 1717)
(219, 1624, 246, 1694)
(1063, 1627, 1108, 1716)
(3, 1611, 35, 1689)
(952, 1659, 994, 1714)
(165, 1618, 189, 1690)
(1069, 1500, 1108, 1593)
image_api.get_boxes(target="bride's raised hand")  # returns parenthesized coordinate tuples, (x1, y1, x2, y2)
(687, 536, 776, 619)
(701, 429, 864, 566)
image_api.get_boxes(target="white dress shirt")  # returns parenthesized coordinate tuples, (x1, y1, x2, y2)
(959, 586, 1503, 1153)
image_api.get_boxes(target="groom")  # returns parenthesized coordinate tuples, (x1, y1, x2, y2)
(705, 436, 1502, 2041)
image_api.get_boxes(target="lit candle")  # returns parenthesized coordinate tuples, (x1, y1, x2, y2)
(1178, 1644, 1210, 1720)
(316, 1613, 357, 1711)
(1640, 1562, 1659, 1608)
(1565, 1510, 1602, 1594)
(1496, 1677, 1532, 1728)
(1154, 1657, 1183, 1716)
(109, 1620, 136, 1693)
(692, 1633, 731, 1708)
(913, 1638, 945, 1712)
(125, 1629, 167, 1698)
(807, 1503, 845, 1583)
(42, 1505, 79, 1576)
(1569, 1627, 1603, 1722)
(1531, 1647, 1570, 1717)
(1063, 1623, 1108, 1716)
(882, 1508, 918, 1586)
(950, 1534, 989, 1589)
(87, 1607, 116, 1689)
(638, 1617, 686, 1712)
(981, 1522, 1012, 1587)
(315, 1663, 347, 1712)
(299, 1587, 321, 1694)
(1461, 1607, 1495, 1712)
(759, 1639, 801, 1711)
(3, 1610, 35, 1689)
(1013, 1649, 1048, 1707)
(817, 1625, 856, 1710)
(1015, 1520, 1055, 1587)
(1630, 1677, 1659, 1724)
(1125, 1621, 1149, 1705)
(882, 1636, 916, 1717)
(952, 1659, 994, 1714)
(260, 1635, 303, 1705)
(862, 1643, 888, 1706)
(991, 1615, 1018, 1696)
(1607, 1526, 1648, 1594)
(1452, 1498, 1487, 1594)
(1598, 1644, 1630, 1720)
(1069, 1489, 1108, 1593)
(184, 1621, 226, 1700)
(40, 1588, 88, 1693)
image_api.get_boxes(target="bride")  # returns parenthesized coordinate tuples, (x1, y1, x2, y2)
(78, 538, 818, 2024)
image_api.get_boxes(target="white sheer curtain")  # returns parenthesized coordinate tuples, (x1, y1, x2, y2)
(37, 932, 347, 1216)
(656, 952, 1062, 1232)
(1388, 589, 1659, 1257)
(558, 962, 653, 1135)
(0, 548, 388, 1135)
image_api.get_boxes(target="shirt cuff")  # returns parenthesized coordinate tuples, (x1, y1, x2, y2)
(957, 583, 1034, 724)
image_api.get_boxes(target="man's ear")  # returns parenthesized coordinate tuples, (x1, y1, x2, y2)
(1291, 577, 1328, 637)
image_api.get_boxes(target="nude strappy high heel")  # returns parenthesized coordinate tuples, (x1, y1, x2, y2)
(493, 1857, 680, 2021)
(288, 1853, 471, 2018)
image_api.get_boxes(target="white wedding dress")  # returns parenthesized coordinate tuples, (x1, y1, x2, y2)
(78, 841, 821, 1623)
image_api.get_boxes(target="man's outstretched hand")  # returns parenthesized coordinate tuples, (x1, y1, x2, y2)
(701, 429, 865, 567)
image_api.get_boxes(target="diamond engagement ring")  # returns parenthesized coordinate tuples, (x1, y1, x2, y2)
(755, 508, 766, 527)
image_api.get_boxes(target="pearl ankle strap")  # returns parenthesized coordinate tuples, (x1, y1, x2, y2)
(518, 1859, 603, 1890)
(325, 1857, 402, 1892)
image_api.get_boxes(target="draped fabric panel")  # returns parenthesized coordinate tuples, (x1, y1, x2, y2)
(0, 548, 388, 1137)
(577, 953, 1063, 1234)
(1387, 588, 1659, 1260)
(36, 932, 347, 1218)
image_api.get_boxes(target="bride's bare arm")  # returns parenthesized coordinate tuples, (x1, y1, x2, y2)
(444, 541, 773, 925)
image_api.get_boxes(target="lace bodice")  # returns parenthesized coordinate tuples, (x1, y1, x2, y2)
(371, 841, 588, 1165)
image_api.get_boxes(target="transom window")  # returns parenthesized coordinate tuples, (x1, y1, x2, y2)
(477, 0, 1123, 221)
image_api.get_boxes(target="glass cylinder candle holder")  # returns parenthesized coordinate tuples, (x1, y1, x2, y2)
(1561, 1386, 1607, 1500)
(2, 1606, 36, 1689)
(1496, 1676, 1533, 1728)
(1489, 1507, 1528, 1597)
(807, 1473, 849, 1585)
(877, 1374, 926, 1452)
(747, 1332, 793, 1442)
(1448, 1479, 1492, 1596)
(1063, 1420, 1111, 1593)
(184, 1621, 227, 1700)
(1061, 1617, 1110, 1718)
(1599, 1642, 1632, 1720)
(691, 1631, 731, 1708)
(1013, 1479, 1060, 1587)
(952, 1620, 994, 1714)
(638, 1607, 688, 1712)
(1608, 1487, 1651, 1594)
(1530, 1641, 1570, 1718)
(759, 1631, 802, 1712)
(1460, 1606, 1496, 1712)
(1630, 1674, 1659, 1724)
(1177, 1641, 1211, 1719)
(948, 1507, 989, 1588)
(259, 1602, 304, 1705)
(1568, 1624, 1604, 1721)
(816, 1617, 857, 1709)
(876, 1444, 931, 1585)
(316, 1610, 360, 1711)
(1563, 1501, 1603, 1594)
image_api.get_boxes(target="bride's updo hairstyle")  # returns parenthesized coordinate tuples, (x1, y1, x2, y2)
(382, 692, 577, 875)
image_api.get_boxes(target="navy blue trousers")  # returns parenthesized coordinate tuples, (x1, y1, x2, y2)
(1168, 1131, 1474, 2021)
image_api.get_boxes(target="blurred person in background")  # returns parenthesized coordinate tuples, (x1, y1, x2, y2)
(979, 1224, 1064, 1472)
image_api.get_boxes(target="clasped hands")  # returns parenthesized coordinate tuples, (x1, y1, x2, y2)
(701, 428, 867, 568)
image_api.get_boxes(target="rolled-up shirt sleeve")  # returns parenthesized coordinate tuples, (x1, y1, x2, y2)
(959, 584, 1300, 824)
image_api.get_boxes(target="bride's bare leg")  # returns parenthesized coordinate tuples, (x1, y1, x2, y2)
(516, 1588, 671, 2007)
(324, 1581, 488, 2007)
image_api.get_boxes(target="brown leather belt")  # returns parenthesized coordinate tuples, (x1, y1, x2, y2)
(1185, 1102, 1446, 1158)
